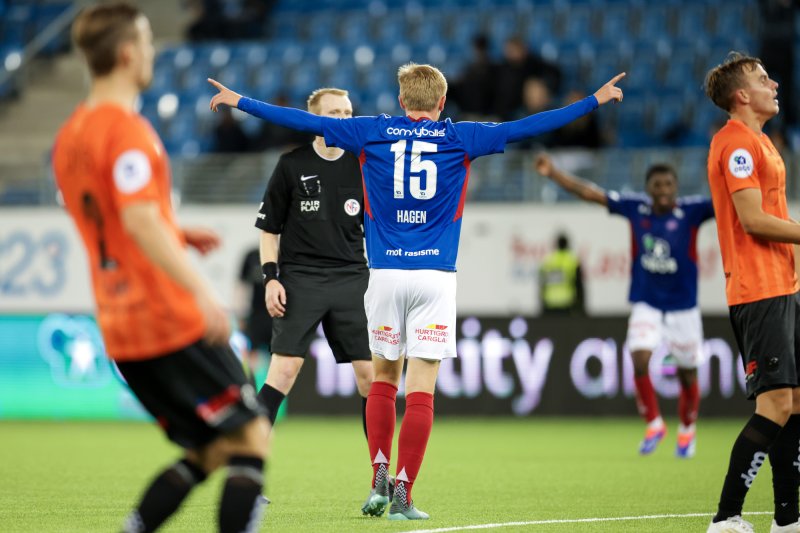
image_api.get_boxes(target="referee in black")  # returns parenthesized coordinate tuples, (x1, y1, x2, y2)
(254, 87, 374, 441)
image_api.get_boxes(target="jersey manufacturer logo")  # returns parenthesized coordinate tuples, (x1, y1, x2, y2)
(300, 174, 318, 181)
(344, 198, 360, 216)
(729, 149, 754, 178)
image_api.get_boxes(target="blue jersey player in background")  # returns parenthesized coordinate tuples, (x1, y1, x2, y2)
(210, 64, 625, 520)
(536, 153, 715, 460)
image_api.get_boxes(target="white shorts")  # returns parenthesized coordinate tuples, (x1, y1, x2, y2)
(626, 302, 705, 368)
(365, 269, 457, 361)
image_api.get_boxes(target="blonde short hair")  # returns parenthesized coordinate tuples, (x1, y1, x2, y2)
(704, 51, 764, 112)
(397, 63, 448, 112)
(306, 87, 349, 114)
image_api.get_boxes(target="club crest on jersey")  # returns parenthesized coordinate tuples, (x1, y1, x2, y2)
(729, 149, 754, 178)
(344, 198, 360, 216)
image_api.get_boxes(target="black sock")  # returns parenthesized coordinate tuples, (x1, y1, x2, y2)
(219, 455, 266, 533)
(257, 384, 285, 426)
(770, 414, 800, 526)
(122, 458, 206, 533)
(713, 413, 782, 523)
(361, 396, 368, 442)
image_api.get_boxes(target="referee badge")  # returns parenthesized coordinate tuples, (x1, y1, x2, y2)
(344, 198, 360, 216)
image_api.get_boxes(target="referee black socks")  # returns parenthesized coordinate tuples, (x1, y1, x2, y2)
(122, 458, 206, 533)
(713, 413, 782, 523)
(770, 414, 800, 526)
(219, 455, 266, 533)
(257, 384, 285, 426)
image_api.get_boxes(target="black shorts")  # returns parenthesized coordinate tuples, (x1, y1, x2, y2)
(730, 292, 800, 400)
(271, 264, 370, 362)
(116, 340, 266, 449)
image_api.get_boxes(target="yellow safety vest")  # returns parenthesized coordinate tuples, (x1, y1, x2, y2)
(540, 250, 579, 309)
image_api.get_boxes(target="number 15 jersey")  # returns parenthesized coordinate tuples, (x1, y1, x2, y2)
(322, 115, 508, 271)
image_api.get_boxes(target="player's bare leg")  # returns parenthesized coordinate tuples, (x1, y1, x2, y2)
(632, 350, 666, 454)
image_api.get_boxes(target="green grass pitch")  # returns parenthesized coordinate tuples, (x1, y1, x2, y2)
(0, 417, 776, 532)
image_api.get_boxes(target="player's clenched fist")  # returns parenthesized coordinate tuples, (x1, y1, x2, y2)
(534, 153, 554, 177)
(208, 78, 242, 112)
(593, 72, 625, 105)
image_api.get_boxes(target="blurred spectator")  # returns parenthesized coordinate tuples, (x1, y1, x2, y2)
(549, 89, 604, 148)
(449, 34, 497, 119)
(185, 0, 274, 41)
(252, 94, 312, 150)
(213, 106, 251, 152)
(235, 247, 272, 370)
(539, 232, 585, 316)
(510, 77, 554, 149)
(492, 36, 562, 120)
(758, 0, 799, 129)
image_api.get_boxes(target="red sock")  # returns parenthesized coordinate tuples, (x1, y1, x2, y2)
(395, 392, 434, 505)
(678, 380, 700, 427)
(366, 381, 397, 487)
(634, 374, 660, 423)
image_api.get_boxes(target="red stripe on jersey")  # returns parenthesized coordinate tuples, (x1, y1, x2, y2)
(688, 226, 698, 264)
(359, 149, 372, 219)
(453, 155, 470, 222)
(630, 223, 638, 259)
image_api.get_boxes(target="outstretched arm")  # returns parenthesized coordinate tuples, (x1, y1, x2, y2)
(505, 73, 625, 143)
(534, 153, 607, 206)
(208, 78, 325, 136)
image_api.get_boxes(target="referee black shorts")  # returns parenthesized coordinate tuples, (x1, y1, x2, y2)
(271, 264, 370, 363)
(116, 339, 266, 450)
(729, 292, 800, 400)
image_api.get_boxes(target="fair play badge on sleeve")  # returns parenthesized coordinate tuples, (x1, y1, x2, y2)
(113, 149, 152, 194)
(728, 148, 754, 179)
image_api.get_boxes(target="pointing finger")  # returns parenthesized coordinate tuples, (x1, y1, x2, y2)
(608, 72, 626, 85)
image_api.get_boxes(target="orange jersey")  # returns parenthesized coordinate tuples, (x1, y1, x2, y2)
(53, 103, 205, 361)
(707, 119, 798, 306)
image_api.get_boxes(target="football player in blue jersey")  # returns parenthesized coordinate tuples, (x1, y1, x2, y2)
(535, 153, 715, 459)
(209, 64, 624, 520)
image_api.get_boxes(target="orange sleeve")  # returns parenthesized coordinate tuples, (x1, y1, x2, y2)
(717, 133, 762, 195)
(107, 116, 162, 208)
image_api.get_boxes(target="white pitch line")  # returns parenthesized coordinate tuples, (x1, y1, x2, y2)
(404, 511, 774, 533)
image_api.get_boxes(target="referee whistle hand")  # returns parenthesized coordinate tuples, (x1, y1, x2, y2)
(265, 280, 286, 318)
(208, 78, 242, 112)
(593, 72, 625, 105)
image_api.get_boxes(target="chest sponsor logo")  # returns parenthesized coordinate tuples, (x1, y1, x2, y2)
(729, 149, 754, 179)
(344, 199, 360, 216)
(640, 233, 678, 274)
(300, 200, 320, 212)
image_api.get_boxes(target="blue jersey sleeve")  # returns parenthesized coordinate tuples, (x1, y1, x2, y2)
(453, 95, 598, 159)
(606, 191, 642, 219)
(321, 116, 377, 154)
(237, 97, 325, 135)
(681, 196, 716, 226)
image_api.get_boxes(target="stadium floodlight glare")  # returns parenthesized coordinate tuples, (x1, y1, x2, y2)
(319, 46, 339, 67)
(354, 45, 375, 67)
(5, 52, 22, 71)
(157, 93, 179, 119)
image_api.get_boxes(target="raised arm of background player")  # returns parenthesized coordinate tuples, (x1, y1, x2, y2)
(259, 231, 286, 318)
(207, 74, 624, 146)
(534, 152, 608, 206)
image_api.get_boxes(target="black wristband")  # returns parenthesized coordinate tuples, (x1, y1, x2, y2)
(261, 262, 278, 287)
